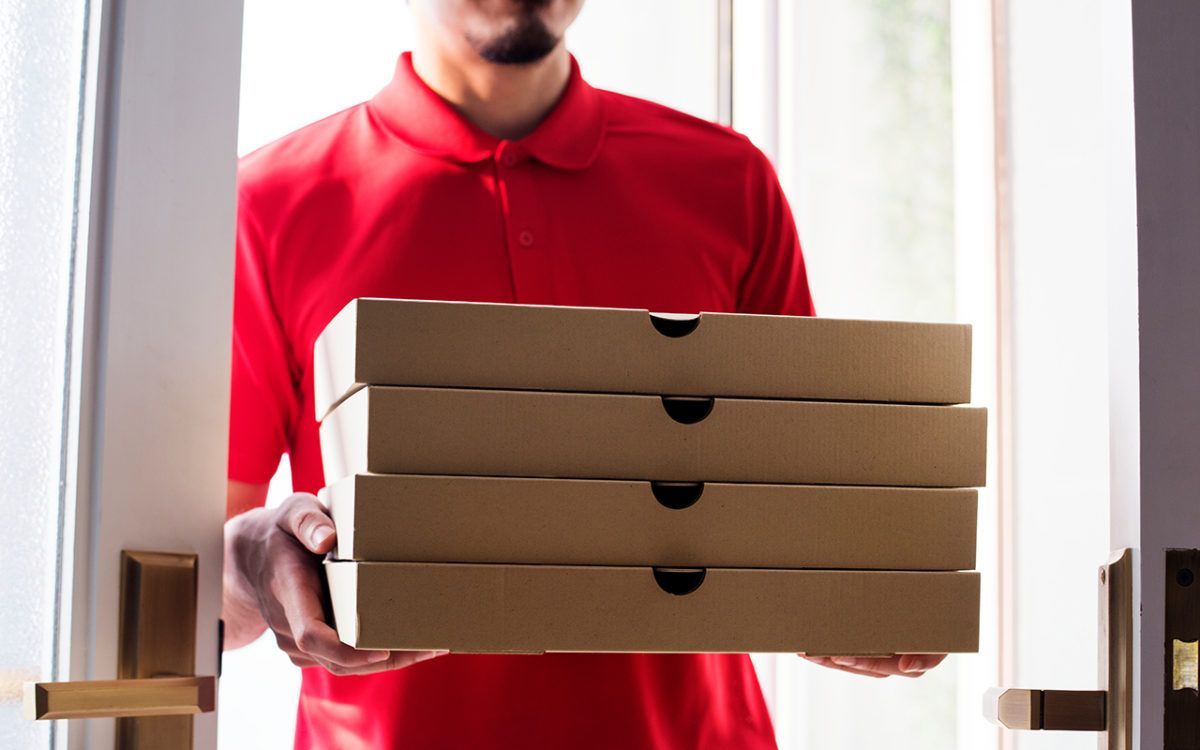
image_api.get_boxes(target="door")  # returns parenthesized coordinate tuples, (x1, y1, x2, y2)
(1105, 0, 1199, 746)
(3, 0, 243, 748)
(988, 0, 1200, 747)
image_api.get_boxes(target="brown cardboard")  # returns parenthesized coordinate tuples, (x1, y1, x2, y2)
(325, 561, 981, 654)
(313, 298, 973, 419)
(323, 474, 978, 570)
(319, 386, 987, 488)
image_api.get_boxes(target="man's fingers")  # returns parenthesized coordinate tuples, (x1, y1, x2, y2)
(273, 561, 390, 669)
(829, 655, 907, 676)
(384, 650, 449, 671)
(275, 612, 423, 674)
(278, 493, 336, 554)
(896, 653, 947, 675)
(804, 656, 888, 678)
(837, 654, 946, 677)
(291, 616, 392, 668)
(312, 650, 449, 676)
(273, 632, 329, 670)
(802, 653, 949, 679)
(288, 605, 388, 667)
(287, 654, 321, 669)
(802, 655, 893, 678)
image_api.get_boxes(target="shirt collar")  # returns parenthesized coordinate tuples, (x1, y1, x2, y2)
(369, 51, 606, 170)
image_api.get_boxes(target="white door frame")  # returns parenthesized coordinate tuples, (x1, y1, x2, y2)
(1106, 0, 1200, 747)
(60, 0, 243, 747)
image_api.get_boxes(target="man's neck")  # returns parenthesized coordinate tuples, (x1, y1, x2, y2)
(411, 36, 571, 141)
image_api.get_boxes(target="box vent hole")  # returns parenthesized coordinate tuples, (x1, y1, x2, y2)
(661, 396, 714, 424)
(653, 568, 707, 596)
(649, 313, 700, 338)
(650, 482, 705, 509)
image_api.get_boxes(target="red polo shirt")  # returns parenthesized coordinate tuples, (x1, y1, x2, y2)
(231, 51, 813, 750)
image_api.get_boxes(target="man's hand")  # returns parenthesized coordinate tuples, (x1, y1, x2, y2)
(223, 491, 446, 674)
(800, 654, 947, 679)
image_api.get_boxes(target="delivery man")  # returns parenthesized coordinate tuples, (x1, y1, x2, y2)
(221, 1, 946, 747)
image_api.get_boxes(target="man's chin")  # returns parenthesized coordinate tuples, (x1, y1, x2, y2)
(470, 21, 560, 65)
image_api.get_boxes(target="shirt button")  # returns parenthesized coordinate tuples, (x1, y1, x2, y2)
(501, 152, 518, 167)
(518, 230, 535, 247)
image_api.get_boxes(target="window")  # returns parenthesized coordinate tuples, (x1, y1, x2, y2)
(736, 2, 999, 747)
(0, 1, 90, 747)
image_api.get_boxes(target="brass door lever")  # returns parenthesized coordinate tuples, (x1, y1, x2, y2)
(25, 675, 215, 720)
(24, 551, 211, 749)
(983, 549, 1132, 749)
(985, 687, 1105, 731)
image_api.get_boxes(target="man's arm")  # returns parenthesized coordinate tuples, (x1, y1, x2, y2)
(227, 479, 268, 520)
(223, 481, 270, 649)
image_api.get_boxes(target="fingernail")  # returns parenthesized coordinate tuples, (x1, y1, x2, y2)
(831, 656, 857, 667)
(309, 526, 334, 549)
(366, 651, 390, 663)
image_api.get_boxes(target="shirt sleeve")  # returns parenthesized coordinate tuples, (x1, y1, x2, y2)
(227, 181, 300, 490)
(736, 147, 816, 317)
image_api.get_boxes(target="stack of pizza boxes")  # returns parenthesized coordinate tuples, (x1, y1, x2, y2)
(315, 299, 985, 656)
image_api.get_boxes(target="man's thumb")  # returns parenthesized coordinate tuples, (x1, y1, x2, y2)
(280, 493, 336, 553)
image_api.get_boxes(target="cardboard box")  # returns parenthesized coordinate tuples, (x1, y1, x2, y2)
(320, 386, 987, 488)
(313, 298, 973, 419)
(325, 561, 981, 654)
(323, 474, 978, 570)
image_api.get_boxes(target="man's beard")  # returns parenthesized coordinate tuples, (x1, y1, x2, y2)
(468, 2, 559, 65)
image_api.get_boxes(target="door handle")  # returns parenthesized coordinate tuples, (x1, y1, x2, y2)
(984, 549, 1133, 749)
(24, 550, 210, 749)
(984, 687, 1105, 731)
(25, 675, 215, 720)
